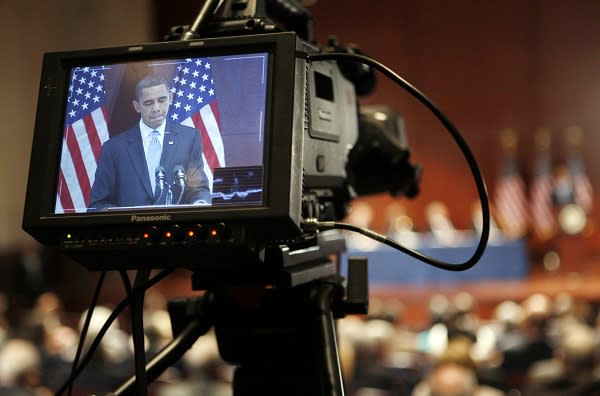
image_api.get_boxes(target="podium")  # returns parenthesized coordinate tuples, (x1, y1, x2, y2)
(342, 236, 529, 286)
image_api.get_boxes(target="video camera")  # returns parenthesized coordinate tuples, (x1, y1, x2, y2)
(22, 2, 490, 395)
(22, 0, 420, 273)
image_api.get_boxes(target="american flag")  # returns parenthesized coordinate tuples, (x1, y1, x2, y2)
(569, 154, 594, 213)
(55, 66, 110, 213)
(494, 155, 529, 239)
(530, 150, 556, 241)
(168, 58, 225, 189)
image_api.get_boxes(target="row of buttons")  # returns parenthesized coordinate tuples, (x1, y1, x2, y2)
(63, 223, 232, 246)
(142, 223, 231, 242)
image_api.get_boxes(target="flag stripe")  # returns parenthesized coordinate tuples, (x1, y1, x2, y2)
(87, 107, 108, 160)
(202, 152, 214, 192)
(82, 114, 101, 162)
(59, 138, 87, 212)
(567, 155, 593, 213)
(530, 177, 555, 239)
(202, 102, 225, 166)
(497, 182, 528, 225)
(530, 150, 556, 240)
(65, 124, 92, 207)
(210, 100, 221, 129)
(72, 117, 99, 188)
(56, 171, 74, 214)
(574, 173, 593, 212)
(494, 157, 529, 239)
(191, 112, 220, 171)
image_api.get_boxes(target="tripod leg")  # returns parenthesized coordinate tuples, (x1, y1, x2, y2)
(315, 283, 346, 396)
(112, 316, 211, 396)
(213, 280, 346, 396)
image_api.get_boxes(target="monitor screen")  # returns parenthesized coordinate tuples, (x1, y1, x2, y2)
(55, 52, 269, 214)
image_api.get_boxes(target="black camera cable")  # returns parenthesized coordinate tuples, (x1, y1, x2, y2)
(305, 52, 490, 272)
(66, 271, 106, 396)
(54, 268, 174, 396)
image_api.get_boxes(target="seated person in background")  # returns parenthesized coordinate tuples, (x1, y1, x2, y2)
(427, 362, 478, 396)
(413, 361, 505, 396)
(497, 294, 554, 390)
(412, 336, 505, 396)
(524, 322, 600, 396)
(0, 338, 51, 395)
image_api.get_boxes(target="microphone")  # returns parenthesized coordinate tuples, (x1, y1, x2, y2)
(174, 165, 186, 189)
(153, 166, 168, 205)
(172, 165, 186, 204)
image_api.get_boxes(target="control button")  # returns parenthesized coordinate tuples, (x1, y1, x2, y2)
(207, 223, 230, 241)
(142, 227, 161, 242)
(188, 224, 207, 240)
(164, 225, 184, 241)
(316, 155, 326, 172)
(216, 223, 231, 240)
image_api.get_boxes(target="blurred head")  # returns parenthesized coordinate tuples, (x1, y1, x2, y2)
(0, 339, 41, 387)
(558, 323, 598, 371)
(428, 362, 478, 396)
(79, 305, 128, 363)
(494, 300, 523, 330)
(33, 292, 62, 327)
(429, 294, 454, 324)
(521, 293, 551, 334)
(44, 325, 78, 359)
(438, 336, 477, 371)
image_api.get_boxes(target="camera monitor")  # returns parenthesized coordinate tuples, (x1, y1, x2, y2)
(23, 32, 314, 268)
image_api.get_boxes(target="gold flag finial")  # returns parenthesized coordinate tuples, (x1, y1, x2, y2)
(534, 127, 551, 151)
(500, 128, 518, 153)
(565, 125, 583, 148)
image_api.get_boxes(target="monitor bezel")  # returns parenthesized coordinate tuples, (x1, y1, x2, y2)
(23, 32, 304, 245)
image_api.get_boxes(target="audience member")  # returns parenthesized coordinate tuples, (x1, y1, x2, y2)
(496, 293, 554, 390)
(0, 338, 51, 396)
(39, 325, 78, 391)
(72, 306, 133, 394)
(411, 336, 505, 396)
(414, 362, 478, 396)
(524, 322, 600, 395)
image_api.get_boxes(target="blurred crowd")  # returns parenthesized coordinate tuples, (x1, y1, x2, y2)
(341, 291, 600, 396)
(1, 286, 600, 396)
(0, 285, 239, 396)
(2, 245, 600, 396)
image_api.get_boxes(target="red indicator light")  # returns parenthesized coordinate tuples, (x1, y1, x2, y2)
(143, 233, 150, 239)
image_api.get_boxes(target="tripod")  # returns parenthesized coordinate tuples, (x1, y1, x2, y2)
(110, 232, 369, 396)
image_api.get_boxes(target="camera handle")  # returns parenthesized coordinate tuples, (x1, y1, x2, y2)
(109, 255, 368, 396)
(168, 0, 313, 42)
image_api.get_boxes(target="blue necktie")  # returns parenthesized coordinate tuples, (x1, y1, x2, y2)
(147, 130, 162, 194)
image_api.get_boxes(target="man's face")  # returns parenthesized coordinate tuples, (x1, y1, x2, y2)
(133, 84, 172, 129)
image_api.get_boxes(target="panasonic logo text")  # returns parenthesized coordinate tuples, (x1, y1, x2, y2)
(130, 214, 172, 222)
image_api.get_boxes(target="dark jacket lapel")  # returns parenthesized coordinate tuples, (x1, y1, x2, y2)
(126, 128, 154, 199)
(161, 122, 180, 175)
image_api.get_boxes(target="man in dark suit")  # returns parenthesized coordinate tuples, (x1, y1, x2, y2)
(89, 74, 212, 211)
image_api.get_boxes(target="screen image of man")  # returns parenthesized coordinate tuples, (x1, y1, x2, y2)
(89, 75, 212, 211)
